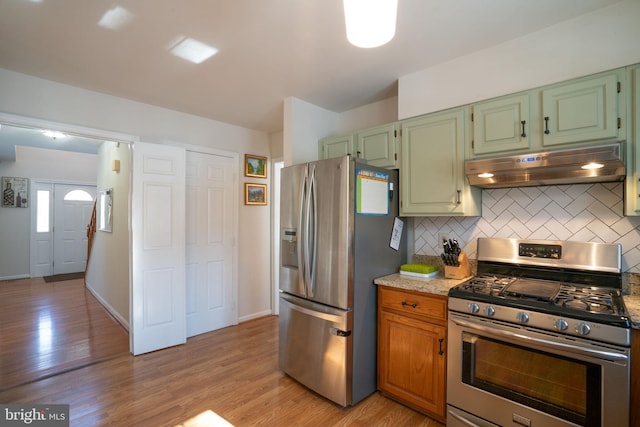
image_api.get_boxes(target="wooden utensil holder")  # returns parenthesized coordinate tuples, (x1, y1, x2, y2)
(444, 251, 472, 279)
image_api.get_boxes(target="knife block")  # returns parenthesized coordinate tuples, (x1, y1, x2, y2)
(444, 251, 472, 279)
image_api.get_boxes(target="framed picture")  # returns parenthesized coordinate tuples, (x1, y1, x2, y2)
(244, 154, 267, 178)
(245, 183, 267, 205)
(2, 176, 29, 208)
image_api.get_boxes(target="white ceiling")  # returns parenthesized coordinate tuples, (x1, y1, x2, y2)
(0, 0, 622, 154)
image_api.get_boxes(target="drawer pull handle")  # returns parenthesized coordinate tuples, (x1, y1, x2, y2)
(438, 338, 445, 355)
(520, 120, 526, 138)
(401, 301, 417, 309)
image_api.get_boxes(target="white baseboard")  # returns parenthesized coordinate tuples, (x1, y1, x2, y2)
(0, 274, 30, 281)
(85, 280, 130, 332)
(239, 310, 272, 323)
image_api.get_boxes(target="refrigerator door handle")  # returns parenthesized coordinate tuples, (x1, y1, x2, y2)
(303, 166, 313, 297)
(298, 167, 308, 297)
(308, 164, 318, 297)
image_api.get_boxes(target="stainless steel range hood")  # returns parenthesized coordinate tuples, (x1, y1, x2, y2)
(465, 143, 625, 188)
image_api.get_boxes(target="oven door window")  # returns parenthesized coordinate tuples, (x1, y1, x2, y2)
(462, 332, 601, 427)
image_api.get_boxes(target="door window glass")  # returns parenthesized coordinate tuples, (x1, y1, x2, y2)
(36, 190, 50, 233)
(63, 190, 94, 201)
(462, 333, 601, 426)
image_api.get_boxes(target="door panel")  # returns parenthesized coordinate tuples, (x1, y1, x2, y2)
(278, 294, 350, 406)
(185, 151, 236, 337)
(279, 163, 307, 298)
(542, 73, 618, 146)
(131, 141, 186, 355)
(309, 157, 350, 309)
(53, 184, 96, 275)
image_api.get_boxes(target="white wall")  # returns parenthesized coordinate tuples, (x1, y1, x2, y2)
(398, 0, 640, 120)
(85, 142, 131, 327)
(0, 68, 272, 322)
(283, 97, 338, 166)
(336, 96, 398, 134)
(0, 146, 97, 279)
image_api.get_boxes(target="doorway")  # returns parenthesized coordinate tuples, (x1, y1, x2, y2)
(271, 160, 283, 315)
(30, 181, 96, 277)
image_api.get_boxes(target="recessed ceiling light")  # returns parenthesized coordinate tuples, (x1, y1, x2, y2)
(478, 173, 494, 178)
(98, 6, 134, 30)
(169, 37, 218, 64)
(42, 130, 66, 139)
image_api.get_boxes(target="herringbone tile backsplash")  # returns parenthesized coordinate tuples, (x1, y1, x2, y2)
(414, 183, 640, 273)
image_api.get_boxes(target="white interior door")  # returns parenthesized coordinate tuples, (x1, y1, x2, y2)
(131, 141, 186, 355)
(53, 184, 96, 275)
(185, 151, 236, 337)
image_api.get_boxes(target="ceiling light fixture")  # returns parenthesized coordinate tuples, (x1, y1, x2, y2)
(42, 130, 66, 139)
(343, 0, 398, 48)
(169, 37, 218, 64)
(478, 173, 494, 179)
(98, 6, 135, 30)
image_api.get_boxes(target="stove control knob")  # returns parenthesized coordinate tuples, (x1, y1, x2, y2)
(516, 312, 529, 323)
(576, 323, 591, 336)
(484, 306, 496, 316)
(468, 303, 480, 314)
(554, 319, 569, 331)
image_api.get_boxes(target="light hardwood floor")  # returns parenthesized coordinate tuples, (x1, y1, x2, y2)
(0, 278, 444, 426)
(0, 277, 129, 391)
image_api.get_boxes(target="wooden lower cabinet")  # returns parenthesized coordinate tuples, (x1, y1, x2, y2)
(631, 328, 640, 427)
(377, 286, 447, 423)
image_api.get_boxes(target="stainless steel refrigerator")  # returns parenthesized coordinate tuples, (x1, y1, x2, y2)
(278, 155, 406, 407)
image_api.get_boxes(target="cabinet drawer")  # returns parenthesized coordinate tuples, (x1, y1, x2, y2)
(379, 286, 447, 321)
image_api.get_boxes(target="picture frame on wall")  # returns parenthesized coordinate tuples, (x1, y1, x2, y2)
(2, 176, 29, 208)
(245, 183, 267, 205)
(244, 154, 267, 178)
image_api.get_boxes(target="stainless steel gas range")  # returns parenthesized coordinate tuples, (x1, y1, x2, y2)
(447, 238, 630, 427)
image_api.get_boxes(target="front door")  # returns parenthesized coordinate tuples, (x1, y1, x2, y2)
(185, 151, 236, 337)
(53, 184, 96, 275)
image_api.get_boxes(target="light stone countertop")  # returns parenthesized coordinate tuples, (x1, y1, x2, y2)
(373, 273, 471, 296)
(376, 273, 640, 330)
(623, 295, 640, 329)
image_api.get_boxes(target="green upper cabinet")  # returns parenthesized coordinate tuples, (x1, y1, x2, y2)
(318, 134, 354, 160)
(471, 93, 531, 155)
(400, 108, 481, 216)
(356, 123, 399, 168)
(541, 71, 620, 147)
(625, 65, 640, 216)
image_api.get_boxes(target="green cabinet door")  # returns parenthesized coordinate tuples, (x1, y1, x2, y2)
(472, 93, 531, 155)
(400, 108, 481, 216)
(626, 66, 640, 216)
(542, 72, 619, 147)
(318, 134, 354, 159)
(356, 123, 399, 168)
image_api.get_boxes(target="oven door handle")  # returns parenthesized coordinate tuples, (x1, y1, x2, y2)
(452, 317, 628, 363)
